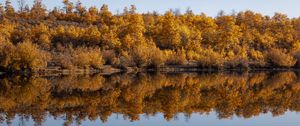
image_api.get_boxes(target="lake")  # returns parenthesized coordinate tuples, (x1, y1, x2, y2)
(1, 71, 300, 126)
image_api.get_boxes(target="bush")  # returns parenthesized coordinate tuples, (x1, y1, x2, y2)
(132, 44, 151, 67)
(0, 41, 51, 70)
(120, 51, 136, 67)
(225, 56, 249, 69)
(150, 47, 165, 67)
(131, 44, 165, 68)
(197, 49, 224, 68)
(249, 49, 266, 67)
(291, 50, 300, 67)
(55, 46, 104, 69)
(0, 41, 16, 69)
(15, 41, 51, 70)
(102, 50, 120, 66)
(57, 52, 74, 69)
(164, 49, 187, 65)
(186, 50, 202, 61)
(267, 48, 296, 67)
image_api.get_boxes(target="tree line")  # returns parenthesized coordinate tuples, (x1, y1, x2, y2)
(1, 0, 300, 71)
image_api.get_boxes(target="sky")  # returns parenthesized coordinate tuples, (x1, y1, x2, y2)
(2, 0, 300, 18)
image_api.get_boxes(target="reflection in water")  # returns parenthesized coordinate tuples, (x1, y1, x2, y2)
(1, 72, 300, 125)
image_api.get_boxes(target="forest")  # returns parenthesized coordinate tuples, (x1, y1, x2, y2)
(1, 72, 300, 125)
(1, 0, 300, 72)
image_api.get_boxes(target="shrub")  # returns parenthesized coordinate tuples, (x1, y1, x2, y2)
(56, 50, 74, 69)
(120, 51, 136, 67)
(38, 33, 51, 49)
(291, 50, 300, 67)
(186, 50, 202, 61)
(15, 40, 51, 70)
(102, 50, 120, 66)
(249, 49, 266, 67)
(30, 23, 51, 49)
(132, 44, 151, 67)
(225, 56, 249, 69)
(197, 49, 224, 68)
(56, 47, 104, 69)
(164, 49, 187, 65)
(0, 41, 51, 70)
(131, 43, 165, 68)
(267, 48, 296, 67)
(0, 41, 16, 69)
(150, 47, 165, 67)
(86, 49, 104, 69)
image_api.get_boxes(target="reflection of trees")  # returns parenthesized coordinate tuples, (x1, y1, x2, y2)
(1, 72, 300, 125)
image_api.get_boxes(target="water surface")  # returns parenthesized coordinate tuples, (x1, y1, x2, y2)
(1, 71, 300, 126)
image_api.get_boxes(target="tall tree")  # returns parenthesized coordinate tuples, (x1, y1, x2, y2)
(17, 0, 26, 12)
(63, 0, 74, 14)
(157, 11, 181, 49)
(0, 3, 4, 16)
(99, 4, 112, 25)
(4, 0, 14, 16)
(215, 15, 241, 53)
(75, 0, 86, 16)
(30, 0, 47, 19)
(121, 5, 146, 49)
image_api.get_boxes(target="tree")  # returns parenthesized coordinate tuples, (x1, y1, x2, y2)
(99, 4, 113, 25)
(84, 6, 98, 24)
(215, 15, 241, 53)
(129, 5, 136, 14)
(0, 3, 4, 16)
(4, 0, 14, 16)
(120, 6, 146, 50)
(267, 48, 296, 67)
(99, 24, 121, 50)
(0, 40, 50, 70)
(18, 0, 26, 12)
(30, 0, 47, 19)
(30, 23, 51, 49)
(15, 40, 51, 70)
(271, 13, 295, 50)
(75, 0, 86, 16)
(63, 0, 74, 14)
(157, 11, 181, 49)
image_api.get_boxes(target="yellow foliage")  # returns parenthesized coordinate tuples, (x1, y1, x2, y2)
(15, 40, 51, 69)
(0, 3, 300, 69)
(249, 49, 266, 67)
(164, 49, 187, 65)
(57, 47, 104, 69)
(0, 40, 50, 70)
(132, 43, 165, 67)
(197, 49, 224, 68)
(267, 48, 296, 67)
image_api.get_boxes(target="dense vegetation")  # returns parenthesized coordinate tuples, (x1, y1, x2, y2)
(1, 0, 300, 71)
(1, 72, 300, 125)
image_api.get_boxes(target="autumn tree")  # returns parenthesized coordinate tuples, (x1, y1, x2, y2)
(98, 4, 113, 25)
(120, 5, 146, 50)
(63, 0, 74, 14)
(215, 15, 241, 54)
(30, 0, 47, 20)
(75, 0, 86, 16)
(156, 11, 181, 49)
(0, 2, 300, 70)
(0, 3, 4, 16)
(4, 0, 14, 16)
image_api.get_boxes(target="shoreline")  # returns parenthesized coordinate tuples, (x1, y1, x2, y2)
(1, 65, 299, 76)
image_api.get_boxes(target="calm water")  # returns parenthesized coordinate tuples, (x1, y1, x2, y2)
(1, 71, 300, 126)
